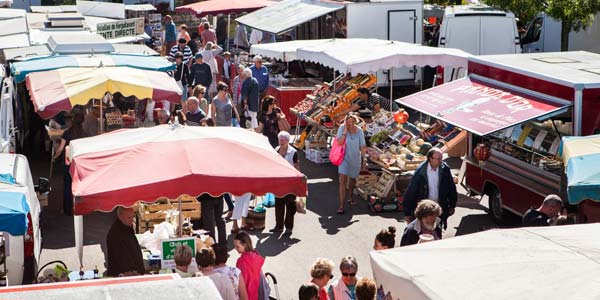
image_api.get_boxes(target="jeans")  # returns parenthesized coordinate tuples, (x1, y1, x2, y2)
(181, 84, 188, 101)
(275, 195, 296, 230)
(199, 196, 226, 245)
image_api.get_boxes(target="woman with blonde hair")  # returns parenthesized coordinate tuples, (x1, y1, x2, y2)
(199, 41, 223, 98)
(310, 258, 335, 300)
(336, 114, 366, 214)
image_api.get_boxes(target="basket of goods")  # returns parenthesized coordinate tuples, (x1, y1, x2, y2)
(368, 195, 403, 213)
(243, 201, 266, 230)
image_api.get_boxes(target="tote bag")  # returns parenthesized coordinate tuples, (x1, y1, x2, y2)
(329, 138, 346, 166)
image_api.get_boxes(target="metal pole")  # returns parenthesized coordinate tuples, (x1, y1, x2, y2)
(99, 95, 104, 134)
(389, 68, 393, 111)
(227, 14, 231, 52)
(178, 196, 183, 237)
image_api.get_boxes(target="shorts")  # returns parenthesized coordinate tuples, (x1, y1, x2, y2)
(248, 110, 258, 129)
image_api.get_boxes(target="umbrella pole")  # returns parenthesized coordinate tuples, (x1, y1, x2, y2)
(178, 196, 183, 237)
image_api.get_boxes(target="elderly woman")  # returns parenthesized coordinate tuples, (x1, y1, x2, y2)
(336, 114, 366, 214)
(310, 258, 335, 300)
(191, 85, 209, 114)
(400, 199, 443, 246)
(270, 131, 300, 234)
(197, 247, 236, 300)
(328, 256, 360, 300)
(373, 226, 396, 250)
(232, 64, 246, 127)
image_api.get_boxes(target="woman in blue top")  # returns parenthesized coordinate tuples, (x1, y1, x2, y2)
(336, 114, 366, 214)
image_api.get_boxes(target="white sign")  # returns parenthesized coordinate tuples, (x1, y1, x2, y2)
(149, 13, 163, 47)
(97, 18, 144, 40)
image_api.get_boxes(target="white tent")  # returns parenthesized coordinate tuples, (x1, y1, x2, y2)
(370, 224, 600, 300)
(250, 39, 330, 62)
(251, 39, 471, 73)
(296, 38, 471, 75)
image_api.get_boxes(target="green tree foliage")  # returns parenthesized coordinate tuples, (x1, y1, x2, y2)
(485, 0, 600, 50)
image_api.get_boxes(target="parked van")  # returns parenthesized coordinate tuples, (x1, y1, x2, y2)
(438, 5, 521, 55)
(435, 5, 520, 84)
(522, 12, 600, 53)
(0, 154, 45, 285)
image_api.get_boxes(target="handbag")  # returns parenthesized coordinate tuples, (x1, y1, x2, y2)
(277, 116, 291, 132)
(175, 64, 185, 90)
(329, 138, 346, 166)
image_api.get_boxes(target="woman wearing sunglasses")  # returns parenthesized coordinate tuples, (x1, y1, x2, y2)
(211, 81, 239, 127)
(328, 256, 360, 300)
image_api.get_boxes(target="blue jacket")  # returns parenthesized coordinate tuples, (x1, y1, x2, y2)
(403, 161, 457, 228)
(241, 77, 260, 112)
(250, 65, 269, 93)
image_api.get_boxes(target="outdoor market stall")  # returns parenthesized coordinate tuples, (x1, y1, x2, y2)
(67, 125, 307, 269)
(394, 51, 600, 224)
(251, 38, 471, 210)
(370, 223, 600, 300)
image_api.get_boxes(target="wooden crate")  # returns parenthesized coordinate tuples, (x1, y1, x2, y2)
(442, 130, 467, 157)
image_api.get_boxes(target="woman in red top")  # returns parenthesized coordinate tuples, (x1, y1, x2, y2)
(234, 232, 265, 300)
(310, 258, 335, 300)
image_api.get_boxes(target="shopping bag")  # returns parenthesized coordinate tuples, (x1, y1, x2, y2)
(329, 138, 346, 166)
(295, 197, 306, 214)
(277, 117, 291, 132)
(263, 193, 275, 207)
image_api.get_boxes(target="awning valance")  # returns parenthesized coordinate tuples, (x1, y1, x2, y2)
(175, 0, 275, 17)
(397, 77, 571, 136)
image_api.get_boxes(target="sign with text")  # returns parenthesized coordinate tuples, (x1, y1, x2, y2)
(149, 13, 163, 47)
(97, 18, 144, 40)
(160, 237, 196, 270)
(397, 78, 569, 136)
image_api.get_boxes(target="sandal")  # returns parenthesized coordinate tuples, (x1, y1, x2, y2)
(337, 207, 344, 214)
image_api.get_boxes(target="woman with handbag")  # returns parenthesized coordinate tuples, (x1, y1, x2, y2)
(336, 114, 366, 214)
(270, 131, 300, 234)
(255, 96, 282, 148)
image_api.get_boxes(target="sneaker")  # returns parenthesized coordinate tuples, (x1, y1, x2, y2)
(269, 228, 283, 233)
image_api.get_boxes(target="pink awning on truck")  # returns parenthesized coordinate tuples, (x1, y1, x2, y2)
(396, 77, 571, 136)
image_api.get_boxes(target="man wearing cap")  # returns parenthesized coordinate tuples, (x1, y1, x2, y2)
(522, 194, 564, 226)
(164, 15, 177, 52)
(190, 53, 213, 100)
(169, 38, 193, 65)
(250, 55, 269, 99)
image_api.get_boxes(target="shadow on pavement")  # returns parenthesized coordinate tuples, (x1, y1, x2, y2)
(254, 232, 300, 257)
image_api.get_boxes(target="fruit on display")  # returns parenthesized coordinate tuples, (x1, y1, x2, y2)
(419, 142, 433, 155)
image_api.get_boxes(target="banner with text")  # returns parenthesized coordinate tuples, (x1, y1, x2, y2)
(97, 18, 144, 40)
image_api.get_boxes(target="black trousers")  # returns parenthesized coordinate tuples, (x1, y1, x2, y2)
(275, 195, 296, 230)
(200, 196, 226, 245)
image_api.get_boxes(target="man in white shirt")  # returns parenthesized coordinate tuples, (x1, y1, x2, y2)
(403, 148, 457, 229)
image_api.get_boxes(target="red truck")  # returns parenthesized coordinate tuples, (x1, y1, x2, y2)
(399, 51, 600, 224)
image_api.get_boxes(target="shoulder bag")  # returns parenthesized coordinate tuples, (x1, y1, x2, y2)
(329, 138, 346, 166)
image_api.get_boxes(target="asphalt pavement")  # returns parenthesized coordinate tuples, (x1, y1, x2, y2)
(28, 147, 500, 299)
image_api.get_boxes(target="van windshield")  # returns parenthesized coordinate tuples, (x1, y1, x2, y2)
(522, 17, 543, 44)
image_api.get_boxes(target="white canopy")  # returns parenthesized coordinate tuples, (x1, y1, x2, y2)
(297, 38, 471, 75)
(250, 39, 330, 62)
(250, 38, 471, 74)
(370, 224, 600, 300)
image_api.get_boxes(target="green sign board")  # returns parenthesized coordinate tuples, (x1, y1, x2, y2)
(161, 238, 196, 267)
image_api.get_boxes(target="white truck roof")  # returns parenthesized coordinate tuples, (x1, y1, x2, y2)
(444, 5, 511, 17)
(471, 51, 600, 87)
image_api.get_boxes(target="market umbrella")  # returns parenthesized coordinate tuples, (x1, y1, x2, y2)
(68, 125, 307, 215)
(25, 66, 182, 119)
(370, 224, 600, 300)
(559, 134, 600, 204)
(0, 191, 30, 235)
(175, 0, 275, 17)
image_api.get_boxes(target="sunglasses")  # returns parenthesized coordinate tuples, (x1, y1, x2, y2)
(329, 274, 334, 279)
(342, 272, 356, 277)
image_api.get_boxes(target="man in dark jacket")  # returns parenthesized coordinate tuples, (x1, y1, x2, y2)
(190, 53, 212, 99)
(403, 148, 457, 229)
(522, 194, 563, 226)
(241, 67, 260, 129)
(106, 206, 145, 276)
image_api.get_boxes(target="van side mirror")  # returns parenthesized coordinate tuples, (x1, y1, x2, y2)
(35, 177, 50, 195)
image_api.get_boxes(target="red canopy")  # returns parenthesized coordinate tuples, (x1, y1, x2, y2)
(68, 126, 307, 215)
(397, 77, 571, 136)
(175, 0, 275, 17)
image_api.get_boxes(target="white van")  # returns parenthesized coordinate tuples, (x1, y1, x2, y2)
(522, 12, 600, 53)
(438, 5, 521, 55)
(435, 5, 520, 84)
(0, 154, 44, 285)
